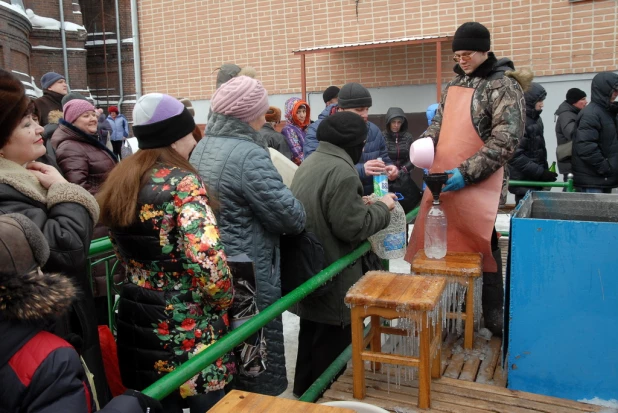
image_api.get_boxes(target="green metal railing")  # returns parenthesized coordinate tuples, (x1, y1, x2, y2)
(508, 176, 575, 193)
(88, 207, 419, 401)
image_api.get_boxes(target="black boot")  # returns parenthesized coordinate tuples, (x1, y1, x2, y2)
(482, 247, 504, 337)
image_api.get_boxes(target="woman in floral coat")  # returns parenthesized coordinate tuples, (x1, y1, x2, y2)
(96, 93, 234, 413)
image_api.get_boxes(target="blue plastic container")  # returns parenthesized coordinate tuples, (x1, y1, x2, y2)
(507, 191, 618, 401)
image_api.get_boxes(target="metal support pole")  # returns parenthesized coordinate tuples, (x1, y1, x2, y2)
(435, 40, 442, 102)
(58, 0, 70, 87)
(300, 53, 306, 101)
(115, 0, 124, 108)
(567, 173, 574, 192)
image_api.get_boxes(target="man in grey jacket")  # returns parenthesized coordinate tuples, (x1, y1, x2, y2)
(555, 88, 587, 181)
(290, 111, 395, 397)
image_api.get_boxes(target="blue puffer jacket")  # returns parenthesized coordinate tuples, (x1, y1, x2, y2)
(106, 114, 129, 141)
(190, 113, 306, 396)
(304, 104, 393, 195)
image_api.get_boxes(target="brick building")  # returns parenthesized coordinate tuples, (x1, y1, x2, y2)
(132, 0, 617, 201)
(0, 0, 135, 116)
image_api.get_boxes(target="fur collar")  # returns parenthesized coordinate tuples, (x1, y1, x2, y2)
(0, 270, 75, 322)
(0, 157, 47, 203)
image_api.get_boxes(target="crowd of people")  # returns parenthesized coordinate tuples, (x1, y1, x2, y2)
(0, 18, 617, 413)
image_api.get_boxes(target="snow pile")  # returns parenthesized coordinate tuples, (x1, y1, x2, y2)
(26, 9, 85, 31)
(578, 398, 618, 410)
(0, 1, 27, 18)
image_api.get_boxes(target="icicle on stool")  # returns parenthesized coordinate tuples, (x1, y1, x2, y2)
(411, 250, 483, 350)
(345, 271, 446, 409)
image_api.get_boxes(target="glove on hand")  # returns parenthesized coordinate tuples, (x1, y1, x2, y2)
(123, 390, 163, 413)
(540, 170, 558, 182)
(442, 168, 466, 192)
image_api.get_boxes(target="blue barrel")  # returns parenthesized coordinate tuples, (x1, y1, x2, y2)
(507, 191, 618, 401)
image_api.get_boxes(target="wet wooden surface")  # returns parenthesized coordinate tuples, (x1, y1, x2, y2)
(211, 390, 356, 412)
(320, 333, 605, 412)
(411, 250, 483, 278)
(345, 271, 447, 311)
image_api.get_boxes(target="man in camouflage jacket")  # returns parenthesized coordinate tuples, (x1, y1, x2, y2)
(419, 22, 531, 335)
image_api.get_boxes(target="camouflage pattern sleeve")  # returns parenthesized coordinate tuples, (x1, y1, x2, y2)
(459, 78, 525, 184)
(420, 84, 450, 146)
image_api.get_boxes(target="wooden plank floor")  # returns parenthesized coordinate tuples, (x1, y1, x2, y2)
(318, 333, 605, 413)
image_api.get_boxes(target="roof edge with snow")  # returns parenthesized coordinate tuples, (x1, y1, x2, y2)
(292, 35, 453, 55)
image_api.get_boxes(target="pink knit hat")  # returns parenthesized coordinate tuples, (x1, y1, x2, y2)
(210, 76, 269, 123)
(63, 99, 96, 124)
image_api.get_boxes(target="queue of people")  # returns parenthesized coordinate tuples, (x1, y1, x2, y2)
(1, 18, 617, 413)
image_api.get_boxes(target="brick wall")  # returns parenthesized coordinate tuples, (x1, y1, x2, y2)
(137, 0, 618, 100)
(0, 2, 32, 74)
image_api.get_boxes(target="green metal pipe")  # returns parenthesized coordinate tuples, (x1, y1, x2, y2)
(567, 176, 575, 193)
(298, 324, 371, 403)
(141, 242, 371, 399)
(89, 237, 113, 257)
(137, 207, 420, 399)
(508, 180, 570, 188)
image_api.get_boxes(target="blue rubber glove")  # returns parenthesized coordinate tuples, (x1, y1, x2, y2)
(442, 168, 465, 192)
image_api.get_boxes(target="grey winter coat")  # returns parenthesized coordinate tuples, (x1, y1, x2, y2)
(259, 123, 292, 159)
(290, 142, 391, 326)
(572, 72, 618, 189)
(554, 101, 581, 175)
(190, 113, 306, 396)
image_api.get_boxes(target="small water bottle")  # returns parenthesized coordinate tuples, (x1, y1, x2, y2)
(373, 157, 388, 197)
(424, 200, 447, 259)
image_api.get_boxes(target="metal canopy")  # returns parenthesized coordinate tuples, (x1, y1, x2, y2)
(292, 35, 453, 102)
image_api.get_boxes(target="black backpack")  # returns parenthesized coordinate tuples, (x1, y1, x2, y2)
(280, 230, 328, 297)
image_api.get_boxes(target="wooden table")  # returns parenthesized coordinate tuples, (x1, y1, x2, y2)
(209, 390, 356, 412)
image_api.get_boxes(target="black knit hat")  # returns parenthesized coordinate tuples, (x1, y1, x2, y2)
(338, 82, 372, 109)
(566, 88, 587, 105)
(452, 22, 491, 52)
(322, 86, 340, 103)
(317, 111, 367, 148)
(0, 69, 30, 149)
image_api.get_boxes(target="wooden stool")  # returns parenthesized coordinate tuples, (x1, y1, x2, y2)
(345, 271, 446, 409)
(411, 250, 483, 350)
(209, 390, 356, 412)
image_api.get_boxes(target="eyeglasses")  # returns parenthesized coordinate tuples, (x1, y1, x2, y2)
(452, 51, 478, 63)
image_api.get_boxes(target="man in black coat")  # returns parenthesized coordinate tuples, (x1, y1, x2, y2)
(508, 82, 557, 204)
(572, 72, 618, 192)
(34, 72, 68, 126)
(555, 88, 587, 180)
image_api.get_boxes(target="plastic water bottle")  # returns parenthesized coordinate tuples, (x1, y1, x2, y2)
(424, 201, 447, 259)
(373, 157, 388, 197)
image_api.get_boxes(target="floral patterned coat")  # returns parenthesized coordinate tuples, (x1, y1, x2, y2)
(110, 164, 234, 398)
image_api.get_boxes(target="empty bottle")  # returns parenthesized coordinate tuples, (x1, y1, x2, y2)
(373, 157, 388, 197)
(424, 200, 447, 259)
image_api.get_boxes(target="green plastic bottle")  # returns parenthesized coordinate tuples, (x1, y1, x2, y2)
(549, 161, 556, 173)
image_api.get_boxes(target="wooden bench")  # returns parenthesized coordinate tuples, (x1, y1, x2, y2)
(345, 271, 446, 409)
(411, 250, 483, 349)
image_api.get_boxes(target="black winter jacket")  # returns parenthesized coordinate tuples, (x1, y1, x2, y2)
(572, 72, 618, 189)
(554, 101, 581, 175)
(382, 107, 415, 172)
(259, 122, 292, 159)
(0, 158, 111, 406)
(0, 270, 147, 413)
(304, 104, 393, 195)
(508, 83, 549, 196)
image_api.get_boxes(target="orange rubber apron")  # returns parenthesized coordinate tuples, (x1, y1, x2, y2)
(405, 86, 502, 272)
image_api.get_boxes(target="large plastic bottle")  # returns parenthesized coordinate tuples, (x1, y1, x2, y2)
(424, 199, 447, 259)
(373, 157, 388, 196)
